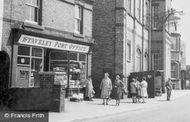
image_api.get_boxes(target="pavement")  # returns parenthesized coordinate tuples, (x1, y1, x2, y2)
(49, 90, 190, 122)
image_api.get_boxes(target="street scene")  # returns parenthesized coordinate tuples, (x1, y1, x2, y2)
(0, 0, 190, 122)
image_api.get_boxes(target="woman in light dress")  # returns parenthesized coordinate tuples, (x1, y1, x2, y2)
(100, 73, 112, 105)
(85, 76, 95, 101)
(140, 77, 148, 103)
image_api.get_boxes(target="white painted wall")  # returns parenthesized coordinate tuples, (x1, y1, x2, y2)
(0, 0, 4, 51)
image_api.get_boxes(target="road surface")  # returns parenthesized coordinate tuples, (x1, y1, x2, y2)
(81, 94, 190, 122)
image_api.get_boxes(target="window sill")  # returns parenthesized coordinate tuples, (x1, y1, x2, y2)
(73, 33, 84, 38)
(127, 60, 131, 63)
(23, 21, 44, 30)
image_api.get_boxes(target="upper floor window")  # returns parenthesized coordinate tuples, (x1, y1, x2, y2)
(152, 5, 159, 29)
(136, 48, 141, 72)
(152, 53, 159, 70)
(25, 0, 41, 24)
(75, 5, 83, 34)
(127, 42, 131, 62)
(127, 0, 132, 14)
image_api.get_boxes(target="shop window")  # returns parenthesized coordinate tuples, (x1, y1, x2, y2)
(79, 53, 86, 61)
(17, 57, 30, 65)
(16, 45, 44, 88)
(50, 51, 87, 88)
(18, 46, 30, 56)
(70, 52, 78, 61)
(50, 51, 68, 60)
(75, 5, 83, 34)
(25, 0, 41, 24)
(32, 48, 42, 57)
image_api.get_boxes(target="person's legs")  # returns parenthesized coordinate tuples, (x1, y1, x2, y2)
(106, 98, 109, 105)
(102, 99, 106, 104)
(142, 96, 145, 103)
(168, 90, 171, 100)
(167, 90, 170, 100)
(132, 95, 135, 103)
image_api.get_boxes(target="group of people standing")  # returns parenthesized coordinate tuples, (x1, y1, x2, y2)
(100, 73, 124, 106)
(85, 73, 173, 106)
(130, 77, 148, 103)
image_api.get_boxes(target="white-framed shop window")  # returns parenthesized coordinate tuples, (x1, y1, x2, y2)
(17, 45, 44, 87)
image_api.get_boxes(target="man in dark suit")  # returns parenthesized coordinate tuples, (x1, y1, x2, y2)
(165, 78, 173, 101)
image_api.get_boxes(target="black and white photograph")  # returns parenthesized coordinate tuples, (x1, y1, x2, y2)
(0, 0, 190, 122)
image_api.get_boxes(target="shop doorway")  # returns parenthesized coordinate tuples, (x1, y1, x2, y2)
(0, 51, 10, 105)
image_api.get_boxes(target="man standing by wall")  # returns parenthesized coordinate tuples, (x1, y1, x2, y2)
(166, 78, 173, 101)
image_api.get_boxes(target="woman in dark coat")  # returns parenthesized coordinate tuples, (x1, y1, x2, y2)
(113, 75, 124, 106)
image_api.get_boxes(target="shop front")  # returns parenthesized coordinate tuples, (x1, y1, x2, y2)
(11, 29, 92, 97)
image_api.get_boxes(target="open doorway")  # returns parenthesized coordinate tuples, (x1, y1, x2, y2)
(0, 51, 10, 106)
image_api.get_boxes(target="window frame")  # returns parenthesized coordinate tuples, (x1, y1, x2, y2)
(75, 4, 83, 34)
(17, 45, 44, 87)
(127, 42, 131, 62)
(136, 48, 142, 72)
(152, 53, 159, 70)
(25, 0, 42, 25)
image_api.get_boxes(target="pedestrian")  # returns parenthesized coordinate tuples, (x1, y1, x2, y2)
(100, 73, 112, 105)
(85, 76, 95, 101)
(130, 78, 137, 103)
(113, 75, 124, 106)
(165, 78, 172, 101)
(136, 77, 141, 103)
(140, 77, 148, 103)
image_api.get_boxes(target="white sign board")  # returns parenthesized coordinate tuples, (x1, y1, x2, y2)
(18, 35, 90, 53)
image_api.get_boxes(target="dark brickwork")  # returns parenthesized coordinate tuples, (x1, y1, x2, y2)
(92, 0, 116, 97)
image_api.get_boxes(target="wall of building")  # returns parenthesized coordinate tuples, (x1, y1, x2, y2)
(0, 0, 4, 51)
(2, 0, 93, 88)
(92, 0, 116, 96)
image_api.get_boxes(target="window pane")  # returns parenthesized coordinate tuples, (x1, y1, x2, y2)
(18, 46, 30, 56)
(30, 7, 38, 22)
(26, 0, 32, 4)
(70, 52, 78, 61)
(17, 57, 30, 65)
(79, 53, 86, 61)
(31, 58, 43, 72)
(50, 51, 68, 60)
(32, 48, 42, 57)
(25, 6, 31, 21)
(50, 61, 68, 72)
(32, 0, 38, 6)
(25, 0, 39, 23)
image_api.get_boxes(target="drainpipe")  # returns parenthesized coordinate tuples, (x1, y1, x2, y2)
(142, 0, 145, 72)
(148, 0, 152, 71)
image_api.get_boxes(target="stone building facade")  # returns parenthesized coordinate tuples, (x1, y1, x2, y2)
(92, 0, 151, 97)
(151, 0, 172, 83)
(0, 0, 93, 94)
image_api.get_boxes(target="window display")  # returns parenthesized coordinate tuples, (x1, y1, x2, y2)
(16, 45, 44, 87)
(50, 51, 87, 88)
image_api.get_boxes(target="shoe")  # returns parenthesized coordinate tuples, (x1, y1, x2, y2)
(106, 103, 108, 105)
(102, 103, 105, 105)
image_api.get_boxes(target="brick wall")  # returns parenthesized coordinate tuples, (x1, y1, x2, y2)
(92, 0, 116, 97)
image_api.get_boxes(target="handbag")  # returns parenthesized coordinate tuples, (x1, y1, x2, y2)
(123, 88, 128, 95)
